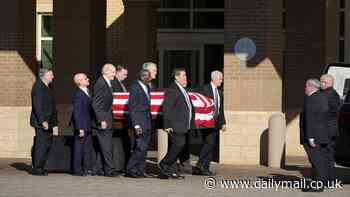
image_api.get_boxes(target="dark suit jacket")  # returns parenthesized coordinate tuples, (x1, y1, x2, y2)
(163, 82, 194, 133)
(300, 91, 330, 144)
(92, 76, 114, 129)
(111, 78, 127, 93)
(200, 83, 226, 129)
(128, 81, 152, 131)
(322, 87, 341, 138)
(30, 79, 58, 128)
(71, 88, 93, 132)
(299, 95, 308, 145)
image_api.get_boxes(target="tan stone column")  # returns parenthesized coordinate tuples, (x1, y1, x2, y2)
(268, 113, 286, 168)
(157, 129, 168, 163)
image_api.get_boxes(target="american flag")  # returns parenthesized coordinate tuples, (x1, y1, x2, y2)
(112, 92, 215, 128)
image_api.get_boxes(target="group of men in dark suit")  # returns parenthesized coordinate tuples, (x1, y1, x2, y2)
(299, 74, 341, 192)
(158, 69, 226, 179)
(30, 63, 226, 179)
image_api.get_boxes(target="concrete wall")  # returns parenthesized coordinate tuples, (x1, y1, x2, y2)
(222, 0, 283, 165)
(54, 0, 106, 134)
(284, 0, 337, 158)
(0, 0, 36, 158)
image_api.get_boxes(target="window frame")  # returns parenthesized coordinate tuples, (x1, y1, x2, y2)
(36, 13, 54, 68)
(157, 0, 224, 32)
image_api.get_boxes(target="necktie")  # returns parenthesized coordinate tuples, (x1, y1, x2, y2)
(146, 84, 151, 100)
(181, 87, 192, 129)
(120, 82, 127, 92)
(214, 87, 220, 118)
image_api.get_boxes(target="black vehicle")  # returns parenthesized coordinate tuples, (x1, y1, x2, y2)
(323, 63, 350, 165)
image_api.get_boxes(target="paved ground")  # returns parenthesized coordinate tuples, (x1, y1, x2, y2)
(1, 157, 350, 197)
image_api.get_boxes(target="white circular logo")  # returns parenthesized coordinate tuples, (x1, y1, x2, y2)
(234, 38, 256, 61)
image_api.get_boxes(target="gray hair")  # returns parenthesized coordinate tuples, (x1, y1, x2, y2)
(39, 68, 52, 78)
(142, 62, 157, 70)
(211, 70, 223, 80)
(307, 78, 321, 89)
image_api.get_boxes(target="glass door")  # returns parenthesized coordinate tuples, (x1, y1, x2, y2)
(162, 50, 200, 88)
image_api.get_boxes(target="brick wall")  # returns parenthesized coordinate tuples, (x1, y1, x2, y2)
(106, 0, 126, 66)
(284, 0, 337, 157)
(0, 0, 36, 158)
(222, 0, 284, 165)
(0, 0, 36, 107)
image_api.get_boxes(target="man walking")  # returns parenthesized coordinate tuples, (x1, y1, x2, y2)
(125, 69, 153, 178)
(320, 74, 341, 184)
(301, 78, 329, 192)
(71, 73, 94, 176)
(159, 68, 194, 179)
(193, 71, 226, 176)
(30, 68, 57, 176)
(92, 63, 119, 177)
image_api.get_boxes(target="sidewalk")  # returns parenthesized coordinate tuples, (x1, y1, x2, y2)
(0, 157, 349, 197)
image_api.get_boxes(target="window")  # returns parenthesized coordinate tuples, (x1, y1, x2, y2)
(338, 0, 348, 63)
(158, 0, 224, 30)
(282, 0, 286, 32)
(161, 0, 190, 8)
(159, 12, 190, 28)
(37, 14, 54, 69)
(193, 0, 224, 8)
(163, 50, 200, 88)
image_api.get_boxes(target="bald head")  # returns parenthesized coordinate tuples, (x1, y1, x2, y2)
(102, 63, 116, 80)
(320, 74, 334, 90)
(74, 73, 89, 88)
(211, 70, 223, 87)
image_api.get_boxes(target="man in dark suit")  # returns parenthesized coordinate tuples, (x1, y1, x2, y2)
(194, 71, 226, 176)
(142, 62, 157, 91)
(92, 63, 119, 177)
(71, 73, 94, 176)
(30, 68, 57, 176)
(125, 69, 153, 178)
(320, 74, 341, 183)
(301, 78, 329, 192)
(159, 68, 194, 179)
(111, 65, 131, 171)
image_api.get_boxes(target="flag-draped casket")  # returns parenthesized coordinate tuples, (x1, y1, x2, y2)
(112, 92, 215, 129)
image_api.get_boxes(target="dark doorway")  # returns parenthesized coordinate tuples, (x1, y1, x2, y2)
(204, 44, 224, 84)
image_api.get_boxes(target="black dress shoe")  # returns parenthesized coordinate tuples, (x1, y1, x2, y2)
(31, 168, 48, 176)
(142, 173, 155, 178)
(170, 173, 185, 179)
(72, 172, 87, 177)
(192, 167, 215, 176)
(105, 171, 120, 177)
(157, 173, 171, 179)
(303, 187, 324, 192)
(125, 173, 143, 178)
(91, 170, 104, 176)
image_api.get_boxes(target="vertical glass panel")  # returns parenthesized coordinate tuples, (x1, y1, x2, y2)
(340, 0, 345, 9)
(204, 45, 224, 84)
(41, 15, 54, 37)
(161, 0, 190, 8)
(340, 11, 345, 37)
(194, 0, 224, 8)
(41, 40, 53, 69)
(282, 12, 286, 31)
(193, 12, 224, 29)
(159, 12, 190, 28)
(163, 50, 199, 88)
(339, 40, 345, 62)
